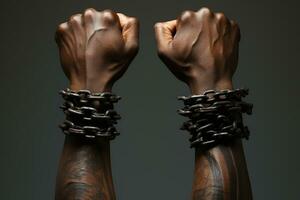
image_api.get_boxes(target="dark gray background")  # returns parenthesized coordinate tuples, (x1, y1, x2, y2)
(0, 0, 299, 199)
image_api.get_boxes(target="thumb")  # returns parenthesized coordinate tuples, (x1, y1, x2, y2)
(154, 20, 177, 55)
(117, 13, 139, 55)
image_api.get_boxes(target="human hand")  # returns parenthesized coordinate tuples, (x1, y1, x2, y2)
(55, 9, 139, 92)
(154, 8, 240, 94)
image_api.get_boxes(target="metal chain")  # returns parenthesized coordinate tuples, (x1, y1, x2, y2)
(59, 89, 121, 140)
(178, 88, 249, 106)
(59, 120, 119, 140)
(178, 89, 253, 149)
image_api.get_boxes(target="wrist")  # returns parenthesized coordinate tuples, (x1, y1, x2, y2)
(86, 78, 113, 93)
(188, 79, 233, 95)
(65, 135, 111, 148)
(69, 81, 112, 93)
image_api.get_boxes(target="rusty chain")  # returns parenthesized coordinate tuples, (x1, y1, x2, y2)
(178, 89, 253, 149)
(59, 88, 121, 140)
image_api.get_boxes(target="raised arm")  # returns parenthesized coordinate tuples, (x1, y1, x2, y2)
(54, 8, 139, 200)
(154, 8, 252, 200)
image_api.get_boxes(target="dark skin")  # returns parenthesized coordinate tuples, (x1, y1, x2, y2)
(55, 8, 139, 200)
(55, 7, 251, 200)
(154, 8, 252, 200)
(55, 137, 114, 200)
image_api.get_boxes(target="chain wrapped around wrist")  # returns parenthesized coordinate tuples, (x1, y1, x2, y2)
(178, 88, 253, 149)
(59, 88, 121, 140)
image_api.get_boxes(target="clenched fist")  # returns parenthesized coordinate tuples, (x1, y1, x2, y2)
(55, 9, 139, 92)
(154, 8, 241, 94)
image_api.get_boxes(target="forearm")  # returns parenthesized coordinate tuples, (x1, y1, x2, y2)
(155, 7, 251, 200)
(190, 70, 252, 199)
(54, 8, 138, 200)
(55, 136, 116, 200)
(192, 139, 252, 200)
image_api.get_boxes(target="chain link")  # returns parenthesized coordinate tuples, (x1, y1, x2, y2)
(178, 89, 252, 149)
(59, 89, 121, 140)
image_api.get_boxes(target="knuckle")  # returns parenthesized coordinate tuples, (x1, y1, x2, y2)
(231, 20, 239, 29)
(198, 7, 212, 16)
(230, 20, 237, 26)
(101, 9, 118, 24)
(154, 22, 163, 30)
(128, 17, 139, 26)
(69, 14, 81, 24)
(102, 9, 114, 16)
(179, 10, 195, 22)
(216, 12, 226, 20)
(56, 22, 68, 33)
(55, 22, 68, 43)
(83, 8, 96, 19)
(232, 21, 240, 31)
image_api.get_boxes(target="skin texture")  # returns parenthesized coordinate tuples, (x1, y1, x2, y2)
(154, 8, 252, 200)
(154, 8, 239, 94)
(55, 137, 114, 200)
(55, 8, 139, 200)
(55, 8, 139, 92)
